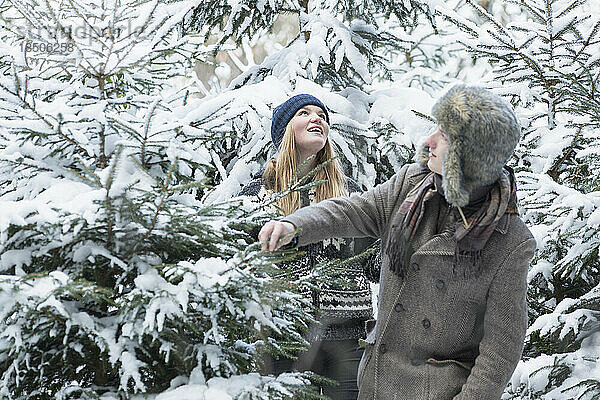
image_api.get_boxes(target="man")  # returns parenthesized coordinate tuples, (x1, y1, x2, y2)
(258, 85, 535, 400)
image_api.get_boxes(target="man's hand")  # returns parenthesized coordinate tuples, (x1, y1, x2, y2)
(258, 220, 296, 251)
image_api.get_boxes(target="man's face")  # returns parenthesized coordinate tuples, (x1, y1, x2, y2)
(424, 125, 449, 175)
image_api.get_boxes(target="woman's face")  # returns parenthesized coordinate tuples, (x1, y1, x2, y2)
(424, 125, 449, 175)
(290, 105, 329, 159)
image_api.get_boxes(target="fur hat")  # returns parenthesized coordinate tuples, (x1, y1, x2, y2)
(271, 94, 329, 149)
(416, 85, 521, 207)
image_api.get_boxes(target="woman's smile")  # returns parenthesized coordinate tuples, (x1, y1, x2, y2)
(291, 105, 330, 160)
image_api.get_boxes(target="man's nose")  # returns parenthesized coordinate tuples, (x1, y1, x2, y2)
(424, 133, 435, 147)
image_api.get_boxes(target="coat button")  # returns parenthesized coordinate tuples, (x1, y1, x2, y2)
(436, 279, 445, 290)
(379, 344, 388, 354)
(394, 303, 405, 312)
(422, 318, 431, 329)
(411, 262, 420, 271)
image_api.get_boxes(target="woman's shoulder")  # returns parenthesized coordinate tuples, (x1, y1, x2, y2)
(238, 177, 263, 197)
(346, 177, 362, 194)
(238, 167, 269, 197)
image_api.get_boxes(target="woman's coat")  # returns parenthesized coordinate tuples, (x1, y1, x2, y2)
(283, 163, 536, 400)
(239, 175, 374, 341)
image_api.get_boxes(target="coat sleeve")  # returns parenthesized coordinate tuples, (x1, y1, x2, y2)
(282, 164, 411, 247)
(348, 177, 382, 283)
(454, 236, 536, 400)
(362, 241, 382, 283)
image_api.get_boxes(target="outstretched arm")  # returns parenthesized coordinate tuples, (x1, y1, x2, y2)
(257, 164, 412, 252)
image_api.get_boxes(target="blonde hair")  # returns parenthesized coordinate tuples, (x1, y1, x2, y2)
(263, 123, 348, 216)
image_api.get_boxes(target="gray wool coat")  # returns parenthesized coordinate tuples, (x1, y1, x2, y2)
(283, 163, 536, 400)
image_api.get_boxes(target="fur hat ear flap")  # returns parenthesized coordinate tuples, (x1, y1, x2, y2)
(442, 139, 470, 207)
(431, 84, 521, 207)
(415, 142, 430, 168)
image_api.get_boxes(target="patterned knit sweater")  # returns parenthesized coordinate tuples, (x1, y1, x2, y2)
(239, 174, 376, 341)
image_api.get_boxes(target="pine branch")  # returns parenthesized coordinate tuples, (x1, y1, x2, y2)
(434, 9, 478, 37)
(568, 380, 600, 400)
(141, 98, 160, 167)
(555, 0, 587, 19)
(104, 146, 124, 247)
(140, 157, 178, 243)
(0, 67, 92, 157)
(466, 0, 513, 43)
(42, 0, 100, 77)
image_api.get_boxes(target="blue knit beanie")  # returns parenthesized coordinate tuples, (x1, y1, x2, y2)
(270, 94, 330, 149)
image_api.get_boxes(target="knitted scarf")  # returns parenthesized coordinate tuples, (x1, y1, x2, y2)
(386, 167, 519, 279)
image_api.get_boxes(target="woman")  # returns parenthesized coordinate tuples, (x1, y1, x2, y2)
(258, 85, 536, 400)
(240, 94, 375, 400)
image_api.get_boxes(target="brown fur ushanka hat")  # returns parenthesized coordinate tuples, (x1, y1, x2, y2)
(416, 85, 521, 207)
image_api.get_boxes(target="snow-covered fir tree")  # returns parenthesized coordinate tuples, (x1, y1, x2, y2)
(0, 0, 331, 398)
(437, 0, 600, 397)
(5, 0, 598, 398)
(181, 0, 443, 204)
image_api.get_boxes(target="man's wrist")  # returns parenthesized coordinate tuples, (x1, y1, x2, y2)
(290, 233, 298, 247)
(278, 219, 299, 248)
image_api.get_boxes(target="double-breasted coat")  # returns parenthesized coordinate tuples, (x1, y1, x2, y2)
(283, 163, 536, 400)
